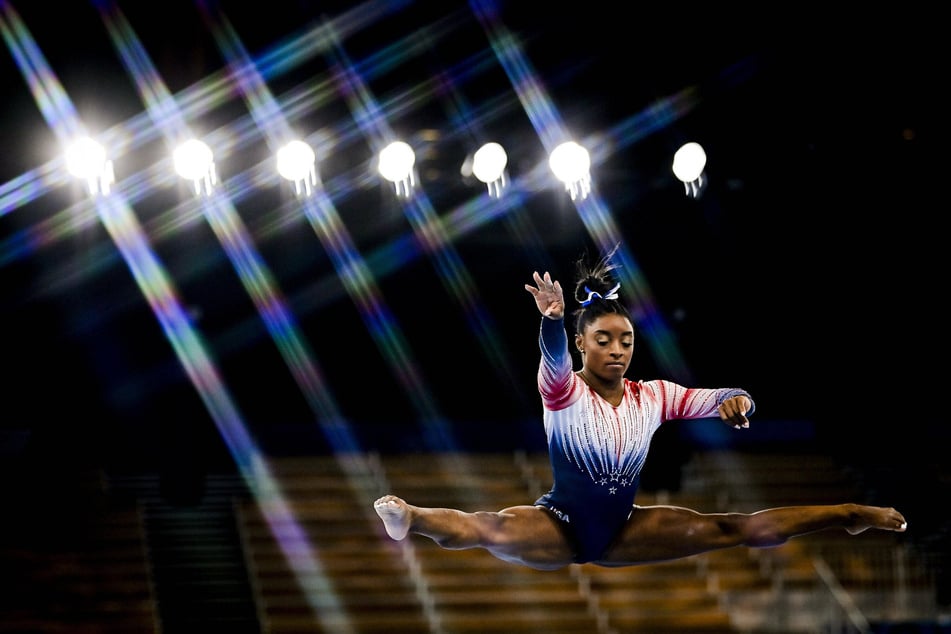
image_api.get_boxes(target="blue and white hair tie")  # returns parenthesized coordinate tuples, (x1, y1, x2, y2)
(581, 283, 620, 306)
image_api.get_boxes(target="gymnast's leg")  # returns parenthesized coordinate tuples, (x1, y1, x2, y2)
(373, 494, 574, 570)
(596, 503, 907, 566)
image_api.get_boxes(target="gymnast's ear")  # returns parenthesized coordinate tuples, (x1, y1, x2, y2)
(575, 334, 584, 353)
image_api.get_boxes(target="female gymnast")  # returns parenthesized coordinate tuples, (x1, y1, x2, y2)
(374, 246, 907, 570)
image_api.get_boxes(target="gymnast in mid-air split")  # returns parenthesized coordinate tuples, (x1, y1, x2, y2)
(374, 245, 907, 571)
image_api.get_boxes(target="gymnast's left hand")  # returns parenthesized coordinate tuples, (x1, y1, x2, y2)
(718, 395, 751, 429)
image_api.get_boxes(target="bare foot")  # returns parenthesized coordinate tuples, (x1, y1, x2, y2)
(374, 495, 411, 540)
(845, 504, 908, 535)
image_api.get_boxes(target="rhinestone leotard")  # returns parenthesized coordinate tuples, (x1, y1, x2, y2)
(532, 317, 754, 563)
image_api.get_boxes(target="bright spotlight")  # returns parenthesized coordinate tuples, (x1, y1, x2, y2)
(472, 142, 507, 198)
(549, 141, 591, 200)
(672, 142, 707, 198)
(378, 141, 416, 198)
(277, 140, 317, 196)
(65, 136, 114, 195)
(174, 139, 216, 196)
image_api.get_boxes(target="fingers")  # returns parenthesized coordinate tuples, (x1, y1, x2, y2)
(526, 271, 544, 296)
(529, 271, 560, 292)
(721, 415, 749, 430)
(718, 398, 750, 429)
(532, 270, 552, 287)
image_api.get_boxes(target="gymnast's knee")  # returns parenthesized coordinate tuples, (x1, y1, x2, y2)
(736, 515, 788, 548)
(706, 514, 785, 549)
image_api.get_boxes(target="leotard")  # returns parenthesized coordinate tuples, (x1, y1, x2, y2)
(532, 316, 754, 563)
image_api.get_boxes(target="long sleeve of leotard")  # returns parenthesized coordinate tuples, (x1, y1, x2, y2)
(537, 316, 581, 411)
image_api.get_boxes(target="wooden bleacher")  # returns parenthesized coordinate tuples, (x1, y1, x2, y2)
(677, 449, 935, 631)
(235, 448, 937, 633)
(237, 452, 743, 633)
(372, 452, 603, 633)
(680, 450, 866, 508)
(577, 558, 736, 633)
(0, 479, 160, 634)
(236, 455, 429, 633)
(0, 447, 934, 633)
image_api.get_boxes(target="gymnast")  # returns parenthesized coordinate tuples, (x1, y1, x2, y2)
(375, 245, 907, 570)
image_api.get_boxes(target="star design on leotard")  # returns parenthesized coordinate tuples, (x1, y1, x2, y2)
(598, 477, 608, 485)
(609, 486, 617, 495)
(610, 470, 621, 482)
(621, 478, 629, 486)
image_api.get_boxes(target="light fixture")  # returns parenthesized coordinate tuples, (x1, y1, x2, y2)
(549, 141, 591, 200)
(59, 135, 714, 204)
(378, 140, 416, 198)
(174, 138, 216, 196)
(277, 140, 317, 196)
(471, 142, 508, 198)
(672, 142, 707, 198)
(65, 136, 114, 196)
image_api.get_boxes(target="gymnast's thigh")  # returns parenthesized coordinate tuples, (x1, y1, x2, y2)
(596, 504, 721, 565)
(492, 505, 577, 568)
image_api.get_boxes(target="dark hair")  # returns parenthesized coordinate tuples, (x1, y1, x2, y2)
(571, 243, 633, 335)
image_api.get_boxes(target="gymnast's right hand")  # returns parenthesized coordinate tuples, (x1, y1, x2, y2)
(525, 271, 564, 319)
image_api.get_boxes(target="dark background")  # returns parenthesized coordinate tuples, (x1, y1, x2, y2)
(0, 1, 944, 511)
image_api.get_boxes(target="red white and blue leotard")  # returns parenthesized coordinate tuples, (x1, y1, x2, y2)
(532, 316, 754, 563)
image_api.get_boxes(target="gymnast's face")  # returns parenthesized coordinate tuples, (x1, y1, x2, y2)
(575, 313, 634, 381)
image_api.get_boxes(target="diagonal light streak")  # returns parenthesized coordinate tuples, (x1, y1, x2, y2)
(325, 31, 529, 425)
(96, 2, 360, 626)
(1, 0, 406, 217)
(199, 12, 705, 384)
(204, 9, 485, 625)
(204, 5, 433, 452)
(0, 9, 329, 622)
(301, 20, 529, 524)
(472, 0, 693, 381)
(2, 0, 728, 407)
(202, 5, 457, 448)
